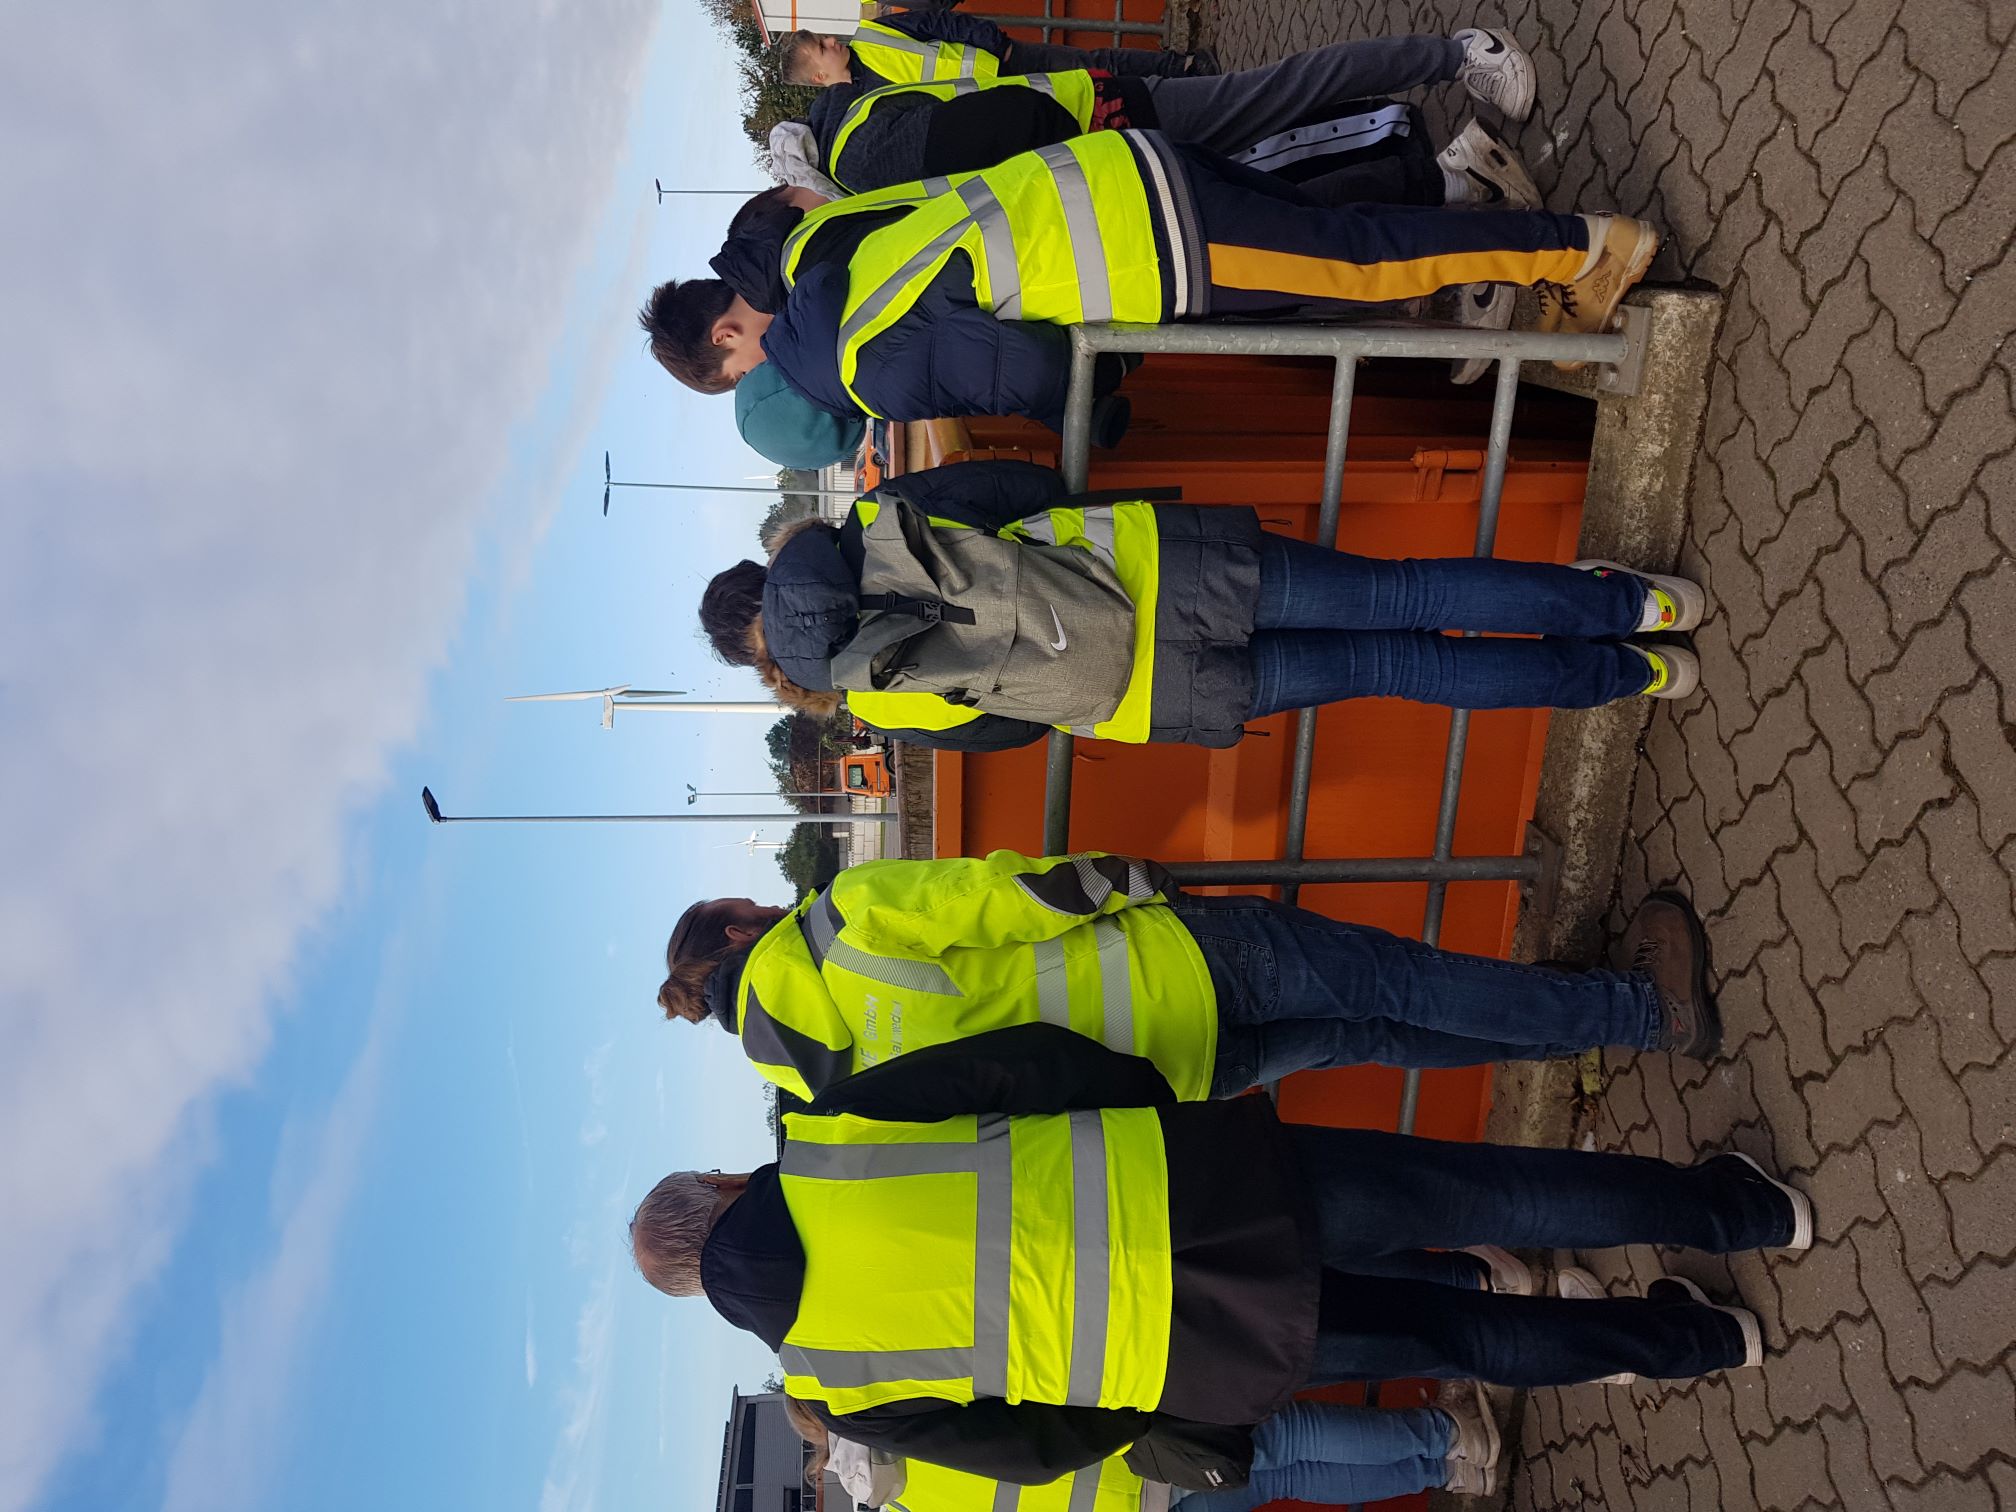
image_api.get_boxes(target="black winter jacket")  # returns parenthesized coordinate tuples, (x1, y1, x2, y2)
(697, 1025, 1321, 1484)
(745, 461, 1264, 750)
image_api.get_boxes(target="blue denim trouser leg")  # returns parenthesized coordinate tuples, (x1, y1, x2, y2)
(1286, 1125, 1797, 1382)
(1308, 1271, 1747, 1386)
(1174, 895, 1661, 1097)
(1245, 533, 1655, 716)
(1173, 1400, 1453, 1512)
(1255, 533, 1647, 636)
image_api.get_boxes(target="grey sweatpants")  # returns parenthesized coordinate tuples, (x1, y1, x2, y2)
(1142, 34, 1464, 155)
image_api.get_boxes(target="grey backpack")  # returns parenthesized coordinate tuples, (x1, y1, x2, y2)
(828, 492, 1141, 727)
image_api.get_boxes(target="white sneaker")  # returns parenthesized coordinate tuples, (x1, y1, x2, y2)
(1721, 1150, 1815, 1251)
(1628, 643, 1700, 700)
(1553, 1266, 1635, 1384)
(1464, 1244, 1535, 1295)
(1651, 1275, 1765, 1368)
(1449, 281, 1514, 386)
(1438, 119, 1543, 208)
(1436, 1379, 1502, 1496)
(1454, 28, 1536, 121)
(1571, 558, 1709, 632)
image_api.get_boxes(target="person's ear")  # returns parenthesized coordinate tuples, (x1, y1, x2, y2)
(724, 922, 757, 946)
(711, 315, 740, 349)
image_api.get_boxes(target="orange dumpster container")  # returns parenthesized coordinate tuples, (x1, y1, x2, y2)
(932, 357, 1596, 1499)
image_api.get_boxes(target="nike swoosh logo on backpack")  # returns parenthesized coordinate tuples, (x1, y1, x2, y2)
(1049, 606, 1068, 650)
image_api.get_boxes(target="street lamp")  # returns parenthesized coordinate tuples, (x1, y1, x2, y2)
(420, 788, 892, 828)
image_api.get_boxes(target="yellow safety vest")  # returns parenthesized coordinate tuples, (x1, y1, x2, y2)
(736, 851, 1217, 1101)
(781, 131, 1164, 417)
(778, 1107, 1174, 1414)
(828, 493, 1163, 744)
(849, 19, 1003, 84)
(828, 72, 1101, 192)
(892, 1453, 1171, 1512)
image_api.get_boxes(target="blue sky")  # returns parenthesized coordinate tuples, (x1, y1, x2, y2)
(5, 6, 812, 1510)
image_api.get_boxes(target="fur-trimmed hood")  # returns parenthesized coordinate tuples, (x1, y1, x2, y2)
(749, 517, 854, 718)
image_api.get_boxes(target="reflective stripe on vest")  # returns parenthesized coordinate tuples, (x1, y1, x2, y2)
(829, 73, 1100, 191)
(780, 1114, 1018, 1396)
(850, 22, 1001, 84)
(779, 1107, 1171, 1411)
(890, 1452, 1171, 1512)
(801, 887, 965, 997)
(817, 133, 1163, 416)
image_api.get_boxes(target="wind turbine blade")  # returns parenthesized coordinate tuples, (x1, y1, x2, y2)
(603, 484, 611, 516)
(617, 689, 687, 698)
(604, 451, 612, 482)
(506, 685, 632, 703)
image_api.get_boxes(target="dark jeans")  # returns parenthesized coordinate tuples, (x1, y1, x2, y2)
(1247, 533, 1654, 718)
(1291, 1125, 1796, 1383)
(1172, 895, 1660, 1098)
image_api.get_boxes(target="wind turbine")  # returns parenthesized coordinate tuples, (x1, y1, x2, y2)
(507, 683, 779, 727)
(603, 450, 861, 514)
(718, 829, 789, 854)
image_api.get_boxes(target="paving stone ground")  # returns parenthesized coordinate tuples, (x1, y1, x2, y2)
(1197, 0, 2016, 1503)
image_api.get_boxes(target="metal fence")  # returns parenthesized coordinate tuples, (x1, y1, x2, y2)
(1047, 319, 1631, 1132)
(960, 3, 1171, 48)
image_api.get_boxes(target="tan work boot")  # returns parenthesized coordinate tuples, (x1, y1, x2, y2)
(1539, 215, 1661, 369)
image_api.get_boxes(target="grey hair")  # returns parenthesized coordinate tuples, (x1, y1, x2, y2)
(630, 1171, 719, 1296)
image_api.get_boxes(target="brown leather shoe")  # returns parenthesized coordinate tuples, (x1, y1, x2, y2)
(1618, 890, 1720, 1058)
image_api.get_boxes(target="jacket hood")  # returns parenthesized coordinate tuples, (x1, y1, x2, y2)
(708, 189, 801, 315)
(762, 262, 863, 420)
(748, 518, 852, 718)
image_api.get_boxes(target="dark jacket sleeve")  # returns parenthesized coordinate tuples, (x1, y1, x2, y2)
(811, 1397, 1146, 1484)
(809, 1022, 1177, 1120)
(921, 88, 1083, 176)
(850, 285, 1076, 431)
(881, 9, 1010, 53)
(879, 458, 1070, 531)
(867, 715, 1050, 751)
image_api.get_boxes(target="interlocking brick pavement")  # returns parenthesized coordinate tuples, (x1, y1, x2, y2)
(1192, 0, 2016, 1502)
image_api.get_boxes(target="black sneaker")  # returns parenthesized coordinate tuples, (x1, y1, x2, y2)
(1619, 890, 1720, 1058)
(1090, 393, 1132, 449)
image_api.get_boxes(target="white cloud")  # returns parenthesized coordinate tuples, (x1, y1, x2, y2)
(0, 4, 660, 1509)
(157, 1004, 396, 1512)
(538, 1263, 626, 1512)
(526, 1298, 541, 1390)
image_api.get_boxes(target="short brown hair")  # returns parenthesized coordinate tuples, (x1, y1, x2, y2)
(638, 278, 737, 393)
(630, 1172, 720, 1296)
(778, 29, 824, 84)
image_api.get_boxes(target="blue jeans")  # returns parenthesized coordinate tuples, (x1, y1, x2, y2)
(1174, 1400, 1452, 1512)
(1172, 895, 1661, 1098)
(1247, 533, 1655, 718)
(1292, 1126, 1797, 1384)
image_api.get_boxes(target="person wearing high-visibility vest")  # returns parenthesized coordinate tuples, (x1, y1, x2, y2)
(807, 31, 1540, 202)
(795, 1389, 1504, 1506)
(777, 13, 1205, 98)
(691, 460, 1710, 764)
(653, 852, 1727, 1132)
(628, 1028, 1811, 1481)
(637, 128, 1660, 443)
